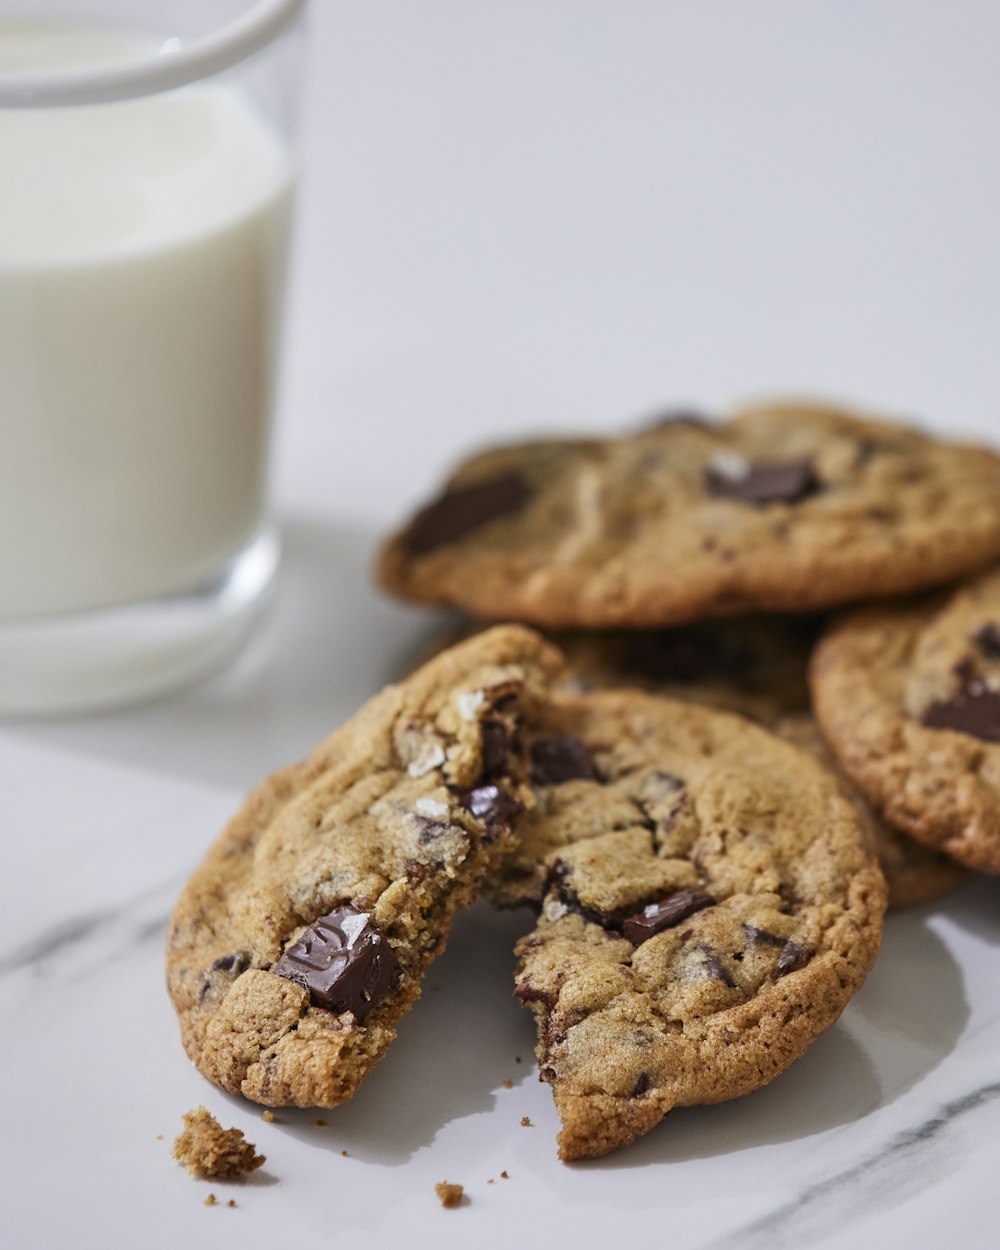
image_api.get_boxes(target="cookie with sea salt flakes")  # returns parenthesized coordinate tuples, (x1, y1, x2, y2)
(811, 565, 1000, 874)
(510, 689, 886, 1160)
(166, 625, 562, 1109)
(377, 402, 1000, 628)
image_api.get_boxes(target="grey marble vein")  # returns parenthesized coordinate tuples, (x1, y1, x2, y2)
(704, 1081, 1000, 1250)
(0, 876, 181, 978)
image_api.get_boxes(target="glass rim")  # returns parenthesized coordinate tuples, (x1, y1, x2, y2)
(0, 0, 306, 108)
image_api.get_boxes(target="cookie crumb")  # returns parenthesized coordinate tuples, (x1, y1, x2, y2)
(500, 1170, 509, 1179)
(341, 1150, 349, 1158)
(226, 1200, 237, 1209)
(520, 1116, 532, 1127)
(204, 1193, 217, 1207)
(314, 1118, 327, 1127)
(487, 1178, 495, 1185)
(172, 1107, 265, 1180)
(155, 1134, 164, 1140)
(514, 1056, 522, 1063)
(435, 1181, 465, 1209)
(502, 1078, 512, 1089)
(261, 1111, 275, 1123)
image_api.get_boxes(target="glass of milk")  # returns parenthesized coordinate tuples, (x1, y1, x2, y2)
(0, 0, 305, 713)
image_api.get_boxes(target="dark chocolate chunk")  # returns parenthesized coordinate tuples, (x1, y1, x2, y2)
(742, 924, 787, 948)
(416, 818, 456, 845)
(631, 1071, 652, 1097)
(402, 472, 533, 555)
(774, 940, 810, 978)
(623, 626, 751, 684)
(705, 457, 818, 505)
(456, 783, 524, 833)
(921, 687, 1000, 743)
(698, 945, 737, 988)
(953, 657, 980, 685)
(272, 905, 402, 1020)
(530, 736, 598, 785)
(973, 623, 1000, 659)
(545, 860, 608, 929)
(622, 888, 714, 945)
(480, 719, 510, 780)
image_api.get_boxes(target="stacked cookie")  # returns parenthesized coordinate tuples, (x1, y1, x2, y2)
(167, 401, 1000, 1162)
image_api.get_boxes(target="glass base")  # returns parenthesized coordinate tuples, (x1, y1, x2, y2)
(0, 528, 280, 716)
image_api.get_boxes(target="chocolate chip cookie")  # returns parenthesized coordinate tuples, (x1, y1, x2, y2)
(377, 402, 1000, 627)
(429, 616, 964, 910)
(811, 565, 1000, 873)
(511, 689, 886, 1160)
(166, 625, 562, 1108)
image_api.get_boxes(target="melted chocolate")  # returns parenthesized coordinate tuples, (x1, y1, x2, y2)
(272, 905, 402, 1020)
(403, 472, 533, 554)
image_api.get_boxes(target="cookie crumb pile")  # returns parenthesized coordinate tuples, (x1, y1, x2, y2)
(172, 1107, 264, 1180)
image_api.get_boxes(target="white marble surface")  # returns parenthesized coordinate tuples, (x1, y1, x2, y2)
(4, 1, 1000, 1246)
(2, 733, 1000, 1250)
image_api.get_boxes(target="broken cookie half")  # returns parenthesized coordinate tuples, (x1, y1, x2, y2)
(166, 624, 562, 1109)
(510, 689, 886, 1160)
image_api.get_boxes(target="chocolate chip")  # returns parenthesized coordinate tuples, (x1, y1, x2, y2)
(774, 940, 810, 978)
(631, 1072, 652, 1097)
(623, 627, 751, 684)
(698, 945, 737, 988)
(705, 457, 818, 505)
(545, 861, 608, 929)
(480, 719, 510, 780)
(198, 951, 251, 1003)
(416, 819, 456, 845)
(922, 687, 1000, 743)
(974, 623, 1000, 660)
(530, 736, 598, 785)
(622, 888, 714, 945)
(742, 923, 787, 948)
(402, 472, 533, 555)
(456, 783, 524, 833)
(207, 951, 251, 976)
(272, 905, 402, 1020)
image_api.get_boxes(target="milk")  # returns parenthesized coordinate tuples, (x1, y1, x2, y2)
(0, 22, 294, 619)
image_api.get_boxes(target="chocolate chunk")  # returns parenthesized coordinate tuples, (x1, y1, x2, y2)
(480, 719, 510, 780)
(622, 888, 714, 945)
(456, 783, 524, 833)
(774, 940, 810, 978)
(403, 472, 533, 555)
(698, 945, 736, 988)
(974, 623, 1000, 659)
(922, 687, 1000, 743)
(631, 1072, 652, 1097)
(272, 905, 402, 1020)
(207, 951, 251, 976)
(623, 626, 751, 684)
(530, 736, 598, 785)
(705, 457, 818, 505)
(742, 924, 786, 948)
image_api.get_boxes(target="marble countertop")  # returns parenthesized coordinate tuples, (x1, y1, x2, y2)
(4, 3, 1000, 1246)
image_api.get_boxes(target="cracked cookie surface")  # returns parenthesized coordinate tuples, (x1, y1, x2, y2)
(510, 689, 886, 1159)
(812, 565, 1000, 873)
(166, 625, 562, 1108)
(378, 402, 1000, 628)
